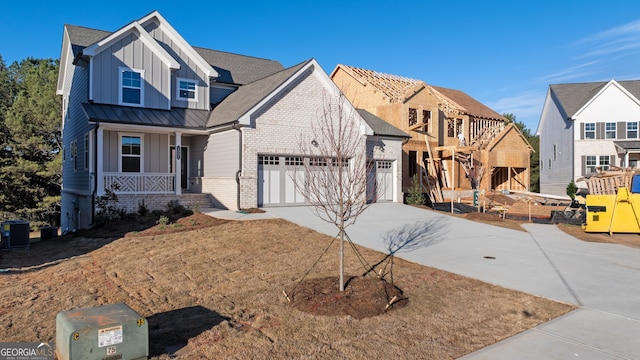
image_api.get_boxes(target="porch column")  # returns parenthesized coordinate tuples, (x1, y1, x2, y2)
(625, 151, 629, 167)
(96, 127, 104, 196)
(175, 132, 182, 195)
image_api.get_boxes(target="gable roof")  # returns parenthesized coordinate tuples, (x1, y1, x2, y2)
(430, 86, 507, 121)
(549, 80, 640, 118)
(62, 18, 283, 86)
(206, 60, 310, 127)
(356, 109, 409, 138)
(486, 123, 533, 152)
(332, 64, 424, 102)
(333, 64, 504, 121)
(138, 11, 216, 78)
(83, 21, 181, 70)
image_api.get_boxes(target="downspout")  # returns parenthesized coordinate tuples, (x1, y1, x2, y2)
(92, 122, 99, 225)
(233, 122, 242, 211)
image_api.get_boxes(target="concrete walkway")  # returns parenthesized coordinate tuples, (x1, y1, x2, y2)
(204, 203, 640, 359)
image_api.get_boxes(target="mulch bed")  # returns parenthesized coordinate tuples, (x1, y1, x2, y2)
(288, 276, 407, 319)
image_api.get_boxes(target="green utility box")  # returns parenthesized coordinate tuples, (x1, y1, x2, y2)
(56, 302, 148, 360)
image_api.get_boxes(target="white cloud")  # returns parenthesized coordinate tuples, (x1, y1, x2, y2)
(536, 61, 600, 84)
(573, 19, 640, 60)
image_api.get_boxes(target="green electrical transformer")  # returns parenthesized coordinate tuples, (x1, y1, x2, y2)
(56, 302, 148, 360)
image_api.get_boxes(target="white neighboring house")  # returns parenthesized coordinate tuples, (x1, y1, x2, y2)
(56, 11, 408, 232)
(537, 79, 640, 195)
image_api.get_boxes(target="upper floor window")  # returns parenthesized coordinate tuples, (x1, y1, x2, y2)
(553, 144, 557, 160)
(628, 122, 638, 138)
(177, 78, 198, 101)
(119, 68, 144, 106)
(120, 134, 142, 172)
(605, 122, 616, 139)
(584, 123, 595, 139)
(408, 108, 418, 127)
(422, 110, 431, 131)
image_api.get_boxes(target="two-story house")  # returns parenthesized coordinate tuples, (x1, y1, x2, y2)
(537, 79, 640, 196)
(57, 11, 407, 232)
(331, 65, 532, 202)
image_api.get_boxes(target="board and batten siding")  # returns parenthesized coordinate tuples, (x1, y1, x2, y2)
(102, 130, 169, 173)
(91, 33, 170, 110)
(143, 21, 210, 110)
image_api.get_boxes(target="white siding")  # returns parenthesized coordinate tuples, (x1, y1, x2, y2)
(572, 83, 640, 188)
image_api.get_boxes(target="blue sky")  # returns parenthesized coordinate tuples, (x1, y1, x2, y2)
(2, 0, 640, 132)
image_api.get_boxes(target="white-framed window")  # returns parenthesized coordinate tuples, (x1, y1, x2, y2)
(119, 67, 144, 106)
(176, 78, 198, 101)
(628, 122, 638, 138)
(548, 159, 552, 169)
(553, 144, 557, 160)
(605, 122, 616, 139)
(119, 133, 143, 173)
(599, 155, 610, 170)
(585, 155, 610, 174)
(584, 123, 595, 139)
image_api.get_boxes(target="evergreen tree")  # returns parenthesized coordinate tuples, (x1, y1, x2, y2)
(1, 57, 61, 226)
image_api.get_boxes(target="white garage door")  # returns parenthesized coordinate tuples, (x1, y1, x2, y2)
(377, 161, 394, 201)
(367, 160, 394, 202)
(258, 155, 306, 206)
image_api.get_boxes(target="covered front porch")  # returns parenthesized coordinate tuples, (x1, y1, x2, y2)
(92, 123, 212, 212)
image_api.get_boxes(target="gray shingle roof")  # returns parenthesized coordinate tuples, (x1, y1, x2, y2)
(356, 109, 409, 138)
(550, 80, 640, 118)
(65, 25, 110, 57)
(194, 47, 284, 85)
(206, 60, 311, 127)
(82, 103, 209, 128)
(64, 24, 284, 86)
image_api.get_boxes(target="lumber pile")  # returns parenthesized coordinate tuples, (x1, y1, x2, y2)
(577, 166, 639, 195)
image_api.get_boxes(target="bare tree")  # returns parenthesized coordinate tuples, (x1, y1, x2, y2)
(290, 92, 379, 291)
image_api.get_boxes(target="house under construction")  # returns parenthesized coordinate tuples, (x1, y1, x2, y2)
(330, 65, 534, 203)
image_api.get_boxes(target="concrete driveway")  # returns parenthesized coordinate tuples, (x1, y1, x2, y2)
(257, 203, 640, 359)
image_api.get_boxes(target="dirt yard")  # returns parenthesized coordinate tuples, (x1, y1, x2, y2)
(1, 213, 575, 359)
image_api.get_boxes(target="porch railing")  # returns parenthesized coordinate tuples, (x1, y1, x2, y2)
(103, 172, 175, 194)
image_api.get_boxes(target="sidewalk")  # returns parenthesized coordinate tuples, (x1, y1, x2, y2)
(206, 203, 640, 359)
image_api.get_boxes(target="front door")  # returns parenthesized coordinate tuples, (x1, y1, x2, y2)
(170, 146, 188, 189)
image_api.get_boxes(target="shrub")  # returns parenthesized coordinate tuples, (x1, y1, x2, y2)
(157, 215, 170, 226)
(138, 200, 149, 217)
(95, 183, 122, 227)
(566, 180, 578, 199)
(405, 175, 426, 205)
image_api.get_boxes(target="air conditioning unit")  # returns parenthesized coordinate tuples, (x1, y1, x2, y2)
(56, 302, 148, 360)
(1, 220, 30, 249)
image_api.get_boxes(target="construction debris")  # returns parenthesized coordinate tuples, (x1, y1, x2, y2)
(577, 166, 640, 195)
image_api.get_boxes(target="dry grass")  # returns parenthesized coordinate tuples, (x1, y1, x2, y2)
(557, 223, 640, 249)
(1, 215, 575, 359)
